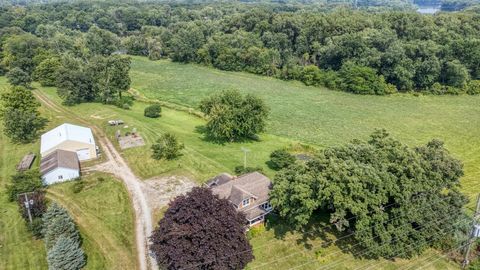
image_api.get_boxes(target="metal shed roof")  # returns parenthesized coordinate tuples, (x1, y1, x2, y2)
(40, 123, 95, 154)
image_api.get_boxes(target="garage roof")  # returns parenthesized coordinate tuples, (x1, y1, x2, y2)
(40, 123, 95, 154)
(40, 149, 80, 176)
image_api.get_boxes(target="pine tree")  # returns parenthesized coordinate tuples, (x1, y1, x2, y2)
(42, 203, 79, 249)
(44, 214, 79, 249)
(47, 235, 85, 270)
(42, 203, 70, 235)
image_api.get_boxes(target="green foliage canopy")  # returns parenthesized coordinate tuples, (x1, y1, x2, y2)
(199, 90, 269, 142)
(151, 133, 184, 160)
(270, 130, 468, 259)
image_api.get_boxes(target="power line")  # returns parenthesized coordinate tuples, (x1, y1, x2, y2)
(415, 239, 476, 270)
(354, 213, 478, 270)
(301, 208, 478, 270)
(180, 192, 443, 270)
(252, 195, 474, 270)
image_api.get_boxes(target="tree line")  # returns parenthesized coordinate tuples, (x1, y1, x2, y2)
(1, 1, 480, 95)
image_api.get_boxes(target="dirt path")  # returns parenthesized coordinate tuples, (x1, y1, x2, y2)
(34, 91, 156, 270)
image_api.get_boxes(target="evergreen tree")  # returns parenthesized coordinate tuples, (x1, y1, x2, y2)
(44, 214, 80, 249)
(47, 235, 85, 270)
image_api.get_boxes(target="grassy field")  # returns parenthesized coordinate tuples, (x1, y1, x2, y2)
(130, 56, 480, 203)
(0, 77, 136, 270)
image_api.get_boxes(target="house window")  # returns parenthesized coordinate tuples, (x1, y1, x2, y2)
(58, 175, 63, 180)
(262, 202, 272, 211)
(242, 198, 250, 207)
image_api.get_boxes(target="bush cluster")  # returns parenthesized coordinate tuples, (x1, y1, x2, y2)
(144, 104, 162, 118)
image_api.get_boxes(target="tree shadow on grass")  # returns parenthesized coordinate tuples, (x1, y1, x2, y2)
(263, 211, 367, 258)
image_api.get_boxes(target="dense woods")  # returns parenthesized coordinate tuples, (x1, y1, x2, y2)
(0, 1, 480, 96)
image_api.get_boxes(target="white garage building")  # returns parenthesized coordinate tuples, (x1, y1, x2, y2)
(40, 150, 80, 185)
(40, 123, 97, 161)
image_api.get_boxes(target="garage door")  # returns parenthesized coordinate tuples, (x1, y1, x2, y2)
(76, 148, 91, 161)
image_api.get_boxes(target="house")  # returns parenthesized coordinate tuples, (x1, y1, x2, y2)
(207, 172, 273, 227)
(40, 123, 97, 161)
(40, 149, 80, 185)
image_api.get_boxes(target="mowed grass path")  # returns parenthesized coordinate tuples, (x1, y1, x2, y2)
(0, 78, 136, 270)
(131, 56, 480, 203)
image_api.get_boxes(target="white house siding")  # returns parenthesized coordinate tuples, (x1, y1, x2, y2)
(42, 167, 80, 185)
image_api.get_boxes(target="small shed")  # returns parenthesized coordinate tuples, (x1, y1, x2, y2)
(474, 224, 480, 238)
(16, 153, 36, 171)
(40, 149, 80, 185)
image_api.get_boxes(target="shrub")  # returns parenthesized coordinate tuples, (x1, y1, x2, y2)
(467, 80, 480, 95)
(113, 96, 134, 109)
(28, 217, 45, 239)
(7, 170, 43, 201)
(234, 165, 263, 175)
(269, 149, 296, 170)
(151, 133, 184, 160)
(71, 180, 85, 194)
(144, 104, 162, 118)
(18, 191, 47, 220)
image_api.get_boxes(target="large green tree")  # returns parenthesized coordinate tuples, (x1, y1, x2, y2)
(199, 90, 269, 141)
(0, 86, 47, 143)
(6, 67, 32, 87)
(270, 130, 468, 259)
(34, 57, 61, 86)
(89, 55, 131, 103)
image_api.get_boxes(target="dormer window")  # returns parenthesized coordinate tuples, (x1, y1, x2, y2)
(242, 198, 250, 207)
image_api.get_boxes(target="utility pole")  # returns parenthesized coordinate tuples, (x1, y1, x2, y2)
(20, 192, 34, 224)
(241, 147, 250, 169)
(462, 194, 480, 269)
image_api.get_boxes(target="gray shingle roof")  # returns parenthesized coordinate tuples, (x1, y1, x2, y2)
(40, 149, 80, 176)
(210, 171, 272, 220)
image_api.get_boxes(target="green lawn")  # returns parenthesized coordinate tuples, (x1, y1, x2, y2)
(130, 56, 480, 204)
(0, 78, 136, 270)
(46, 173, 136, 270)
(0, 120, 47, 270)
(35, 84, 293, 182)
